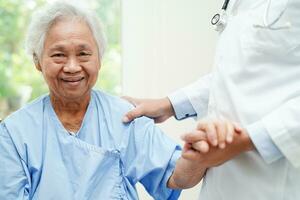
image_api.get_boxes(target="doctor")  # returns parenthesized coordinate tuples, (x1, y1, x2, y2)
(123, 0, 300, 199)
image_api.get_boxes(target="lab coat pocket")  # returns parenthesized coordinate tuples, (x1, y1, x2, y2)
(252, 0, 290, 30)
(240, 0, 300, 62)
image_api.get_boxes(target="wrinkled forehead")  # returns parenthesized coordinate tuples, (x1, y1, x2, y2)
(44, 17, 98, 51)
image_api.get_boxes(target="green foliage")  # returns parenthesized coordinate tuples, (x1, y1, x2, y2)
(0, 0, 121, 117)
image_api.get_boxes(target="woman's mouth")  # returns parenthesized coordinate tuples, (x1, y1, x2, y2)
(61, 77, 85, 86)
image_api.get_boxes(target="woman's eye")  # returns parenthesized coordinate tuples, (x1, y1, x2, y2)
(79, 52, 91, 56)
(51, 53, 65, 57)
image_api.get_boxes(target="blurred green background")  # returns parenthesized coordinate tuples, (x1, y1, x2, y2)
(0, 0, 121, 119)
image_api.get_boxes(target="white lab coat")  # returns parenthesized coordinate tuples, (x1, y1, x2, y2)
(183, 0, 300, 199)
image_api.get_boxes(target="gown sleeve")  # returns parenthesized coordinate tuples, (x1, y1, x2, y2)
(0, 123, 30, 200)
(121, 117, 182, 200)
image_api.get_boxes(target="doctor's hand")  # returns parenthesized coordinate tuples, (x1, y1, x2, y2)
(168, 122, 255, 189)
(193, 118, 243, 150)
(122, 96, 175, 123)
(180, 118, 242, 155)
(167, 126, 244, 189)
(181, 127, 255, 169)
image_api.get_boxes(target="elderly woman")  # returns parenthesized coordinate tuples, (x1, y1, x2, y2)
(0, 2, 206, 200)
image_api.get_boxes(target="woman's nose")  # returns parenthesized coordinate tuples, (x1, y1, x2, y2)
(63, 56, 81, 73)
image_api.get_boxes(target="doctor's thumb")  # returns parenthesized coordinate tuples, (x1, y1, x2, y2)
(122, 107, 143, 123)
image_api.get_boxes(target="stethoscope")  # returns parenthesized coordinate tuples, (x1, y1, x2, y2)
(211, 0, 230, 32)
(211, 0, 291, 31)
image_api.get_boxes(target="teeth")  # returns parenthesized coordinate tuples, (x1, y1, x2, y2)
(62, 77, 83, 82)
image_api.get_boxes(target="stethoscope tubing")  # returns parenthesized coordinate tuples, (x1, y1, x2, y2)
(222, 0, 230, 10)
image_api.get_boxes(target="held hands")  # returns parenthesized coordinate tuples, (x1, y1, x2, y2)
(182, 118, 243, 154)
(181, 118, 254, 168)
(168, 119, 254, 189)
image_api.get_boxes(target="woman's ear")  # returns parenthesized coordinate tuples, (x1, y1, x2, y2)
(33, 54, 42, 71)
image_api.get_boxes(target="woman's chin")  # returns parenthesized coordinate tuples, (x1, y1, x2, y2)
(55, 89, 91, 101)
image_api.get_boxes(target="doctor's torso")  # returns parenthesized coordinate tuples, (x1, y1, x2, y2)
(201, 0, 300, 199)
(209, 0, 300, 123)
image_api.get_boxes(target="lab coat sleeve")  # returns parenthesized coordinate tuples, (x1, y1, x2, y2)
(246, 96, 300, 168)
(247, 122, 283, 164)
(168, 73, 211, 120)
(121, 117, 182, 200)
(0, 123, 30, 200)
(168, 90, 197, 120)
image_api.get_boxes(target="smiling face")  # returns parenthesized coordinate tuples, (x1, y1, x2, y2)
(37, 18, 100, 102)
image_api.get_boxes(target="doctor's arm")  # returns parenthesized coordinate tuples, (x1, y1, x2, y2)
(0, 123, 30, 200)
(122, 74, 211, 123)
(194, 96, 300, 167)
(246, 96, 300, 167)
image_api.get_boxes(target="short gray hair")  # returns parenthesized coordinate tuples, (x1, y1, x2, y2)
(25, 1, 106, 62)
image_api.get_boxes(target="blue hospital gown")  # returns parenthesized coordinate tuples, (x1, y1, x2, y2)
(0, 90, 181, 200)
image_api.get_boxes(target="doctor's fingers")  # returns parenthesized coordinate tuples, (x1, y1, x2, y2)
(215, 120, 229, 149)
(226, 120, 235, 144)
(223, 121, 243, 143)
(233, 122, 243, 133)
(123, 106, 145, 123)
(121, 96, 143, 107)
(181, 130, 207, 144)
(197, 121, 218, 147)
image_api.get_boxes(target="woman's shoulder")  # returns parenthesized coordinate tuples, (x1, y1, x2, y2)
(4, 94, 49, 126)
(1, 95, 50, 162)
(92, 89, 134, 115)
(2, 95, 49, 144)
(92, 89, 155, 126)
